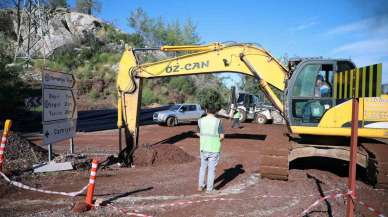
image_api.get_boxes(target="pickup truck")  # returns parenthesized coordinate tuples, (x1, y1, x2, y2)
(153, 104, 205, 127)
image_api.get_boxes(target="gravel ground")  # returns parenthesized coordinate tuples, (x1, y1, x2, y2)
(0, 122, 387, 217)
(1, 132, 48, 175)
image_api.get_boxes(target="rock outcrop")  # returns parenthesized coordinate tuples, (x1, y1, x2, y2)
(1, 8, 104, 57)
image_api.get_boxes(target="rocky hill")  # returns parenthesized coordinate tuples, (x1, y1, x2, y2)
(0, 7, 227, 113)
(1, 7, 144, 111)
(1, 8, 106, 57)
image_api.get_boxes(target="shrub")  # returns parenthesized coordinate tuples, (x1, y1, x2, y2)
(168, 77, 195, 95)
(103, 24, 144, 46)
(0, 33, 26, 113)
(196, 88, 224, 113)
(88, 89, 99, 100)
(141, 86, 158, 106)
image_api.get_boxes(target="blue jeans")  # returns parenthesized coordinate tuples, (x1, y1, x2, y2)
(198, 151, 220, 192)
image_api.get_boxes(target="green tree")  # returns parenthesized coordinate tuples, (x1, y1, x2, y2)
(168, 77, 195, 95)
(240, 75, 283, 105)
(128, 8, 200, 46)
(47, 0, 68, 9)
(0, 33, 25, 113)
(240, 76, 270, 104)
(141, 86, 159, 106)
(75, 0, 100, 15)
(196, 88, 224, 113)
(128, 8, 230, 107)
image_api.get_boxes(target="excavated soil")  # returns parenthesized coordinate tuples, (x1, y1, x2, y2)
(133, 143, 195, 167)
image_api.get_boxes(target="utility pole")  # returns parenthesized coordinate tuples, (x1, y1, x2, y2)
(346, 70, 359, 217)
(14, 0, 51, 62)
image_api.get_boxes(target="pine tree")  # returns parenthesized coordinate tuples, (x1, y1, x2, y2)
(75, 0, 100, 15)
(47, 0, 68, 9)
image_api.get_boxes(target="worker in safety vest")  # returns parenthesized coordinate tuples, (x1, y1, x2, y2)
(196, 105, 224, 193)
(231, 109, 241, 128)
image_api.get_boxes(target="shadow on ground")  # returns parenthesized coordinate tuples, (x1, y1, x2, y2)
(225, 134, 266, 140)
(215, 164, 245, 190)
(151, 131, 267, 146)
(152, 131, 197, 146)
(100, 187, 154, 205)
(290, 157, 368, 183)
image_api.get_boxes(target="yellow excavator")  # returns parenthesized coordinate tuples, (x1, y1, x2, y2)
(115, 42, 388, 187)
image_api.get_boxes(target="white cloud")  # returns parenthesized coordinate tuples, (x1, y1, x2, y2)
(332, 38, 388, 54)
(327, 18, 373, 35)
(294, 21, 318, 31)
(331, 38, 388, 83)
(290, 17, 319, 32)
(327, 15, 388, 35)
(326, 15, 388, 82)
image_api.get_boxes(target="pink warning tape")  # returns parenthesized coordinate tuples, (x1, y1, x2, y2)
(138, 197, 242, 210)
(302, 191, 387, 217)
(352, 195, 386, 217)
(301, 191, 352, 216)
(0, 171, 88, 197)
(121, 189, 340, 212)
(107, 203, 153, 217)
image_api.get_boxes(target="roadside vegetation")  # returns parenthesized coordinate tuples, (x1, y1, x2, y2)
(0, 0, 276, 114)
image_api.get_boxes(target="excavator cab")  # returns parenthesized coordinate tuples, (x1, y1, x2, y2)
(286, 59, 356, 127)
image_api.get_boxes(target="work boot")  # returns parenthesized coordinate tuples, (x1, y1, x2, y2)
(197, 186, 205, 192)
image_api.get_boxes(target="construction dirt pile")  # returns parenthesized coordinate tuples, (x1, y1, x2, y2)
(1, 132, 48, 174)
(133, 143, 195, 167)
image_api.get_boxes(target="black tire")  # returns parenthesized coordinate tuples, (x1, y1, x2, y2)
(255, 114, 267, 124)
(238, 109, 247, 122)
(166, 117, 177, 127)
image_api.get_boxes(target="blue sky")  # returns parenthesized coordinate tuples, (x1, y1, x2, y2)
(70, 0, 388, 83)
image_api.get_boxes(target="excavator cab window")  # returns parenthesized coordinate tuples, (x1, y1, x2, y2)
(289, 62, 335, 126)
(237, 93, 254, 106)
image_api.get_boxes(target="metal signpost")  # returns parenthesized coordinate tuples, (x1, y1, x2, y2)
(334, 64, 382, 217)
(35, 70, 77, 172)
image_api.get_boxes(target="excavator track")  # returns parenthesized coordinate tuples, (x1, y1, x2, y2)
(361, 140, 388, 189)
(259, 125, 290, 180)
(258, 128, 388, 189)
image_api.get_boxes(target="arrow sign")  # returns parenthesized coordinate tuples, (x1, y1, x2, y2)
(43, 119, 77, 145)
(43, 88, 77, 122)
(43, 70, 74, 88)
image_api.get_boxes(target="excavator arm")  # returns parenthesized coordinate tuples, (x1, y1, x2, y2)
(116, 43, 289, 161)
(118, 43, 287, 92)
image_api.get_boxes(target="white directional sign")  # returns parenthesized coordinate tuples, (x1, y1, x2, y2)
(43, 119, 77, 145)
(43, 88, 77, 122)
(43, 70, 74, 88)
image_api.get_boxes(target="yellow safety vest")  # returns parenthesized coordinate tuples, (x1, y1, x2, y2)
(199, 116, 221, 153)
(233, 111, 241, 119)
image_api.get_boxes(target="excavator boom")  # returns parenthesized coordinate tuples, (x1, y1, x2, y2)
(117, 43, 288, 113)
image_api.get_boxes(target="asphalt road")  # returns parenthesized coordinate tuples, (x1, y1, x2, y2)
(3, 106, 172, 133)
(77, 106, 171, 132)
